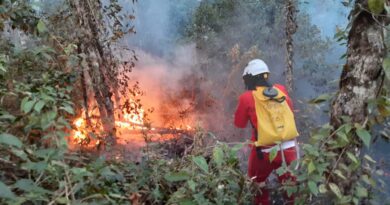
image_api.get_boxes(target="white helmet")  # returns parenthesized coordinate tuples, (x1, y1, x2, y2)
(242, 59, 269, 76)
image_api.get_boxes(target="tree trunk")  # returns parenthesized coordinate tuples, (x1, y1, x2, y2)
(285, 0, 297, 94)
(330, 0, 387, 128)
(80, 64, 92, 127)
(329, 0, 388, 197)
(70, 0, 117, 146)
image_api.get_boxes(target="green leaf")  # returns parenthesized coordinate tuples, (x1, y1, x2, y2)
(192, 156, 209, 173)
(347, 152, 359, 164)
(308, 181, 319, 196)
(0, 114, 16, 121)
(356, 186, 368, 198)
(37, 20, 47, 33)
(0, 63, 6, 72)
(364, 154, 376, 163)
(329, 183, 342, 198)
(11, 149, 28, 160)
(337, 132, 349, 142)
(269, 147, 277, 162)
(344, 124, 353, 133)
(23, 100, 36, 113)
(20, 97, 29, 111)
(99, 167, 116, 178)
(0, 133, 22, 148)
(309, 93, 331, 104)
(231, 143, 243, 156)
(356, 128, 371, 148)
(339, 196, 352, 204)
(152, 186, 162, 200)
(384, 57, 390, 79)
(285, 186, 297, 197)
(188, 180, 196, 191)
(308, 161, 316, 174)
(276, 166, 287, 176)
(353, 197, 359, 205)
(23, 161, 48, 172)
(212, 146, 224, 167)
(14, 179, 51, 194)
(56, 197, 68, 204)
(41, 111, 58, 130)
(164, 171, 190, 182)
(0, 181, 15, 199)
(368, 0, 385, 15)
(193, 193, 209, 204)
(334, 169, 347, 180)
(34, 100, 45, 113)
(318, 184, 327, 194)
(361, 175, 371, 185)
(60, 105, 74, 115)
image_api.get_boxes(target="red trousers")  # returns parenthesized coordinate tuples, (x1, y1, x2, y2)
(248, 146, 297, 205)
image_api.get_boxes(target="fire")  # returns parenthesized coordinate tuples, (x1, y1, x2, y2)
(73, 130, 86, 144)
(74, 118, 84, 127)
(70, 98, 195, 147)
(72, 117, 88, 144)
(123, 109, 144, 125)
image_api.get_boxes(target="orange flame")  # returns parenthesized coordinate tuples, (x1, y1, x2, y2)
(70, 71, 196, 147)
(70, 99, 195, 147)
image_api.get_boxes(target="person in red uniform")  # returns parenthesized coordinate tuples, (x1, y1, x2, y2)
(234, 59, 298, 205)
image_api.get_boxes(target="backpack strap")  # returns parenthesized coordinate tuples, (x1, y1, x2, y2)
(250, 120, 264, 159)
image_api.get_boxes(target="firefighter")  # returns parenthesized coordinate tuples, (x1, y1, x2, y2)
(234, 59, 298, 205)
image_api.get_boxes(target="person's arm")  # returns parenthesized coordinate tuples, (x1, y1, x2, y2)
(234, 94, 249, 128)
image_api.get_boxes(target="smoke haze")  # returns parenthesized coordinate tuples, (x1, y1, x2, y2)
(119, 0, 352, 135)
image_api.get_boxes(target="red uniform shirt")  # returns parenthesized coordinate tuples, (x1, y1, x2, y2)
(234, 84, 293, 142)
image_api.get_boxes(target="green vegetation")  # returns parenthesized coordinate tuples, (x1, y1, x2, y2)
(1, 0, 390, 204)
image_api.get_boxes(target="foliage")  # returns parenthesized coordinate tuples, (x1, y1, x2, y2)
(276, 122, 386, 204)
(1, 121, 254, 205)
(1, 0, 390, 205)
(272, 40, 390, 204)
(132, 142, 254, 205)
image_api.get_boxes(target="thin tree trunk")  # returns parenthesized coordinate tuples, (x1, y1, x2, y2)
(285, 0, 297, 94)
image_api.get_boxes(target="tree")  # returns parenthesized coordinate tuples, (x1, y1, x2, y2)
(285, 0, 298, 94)
(48, 0, 137, 147)
(331, 0, 388, 128)
(329, 0, 389, 199)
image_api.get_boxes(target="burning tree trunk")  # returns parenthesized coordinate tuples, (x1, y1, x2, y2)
(68, 0, 125, 146)
(285, 0, 297, 94)
(329, 0, 389, 195)
(80, 64, 91, 127)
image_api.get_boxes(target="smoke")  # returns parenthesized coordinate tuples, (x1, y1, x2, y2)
(119, 0, 353, 137)
(128, 45, 200, 128)
(302, 0, 349, 38)
(120, 0, 225, 131)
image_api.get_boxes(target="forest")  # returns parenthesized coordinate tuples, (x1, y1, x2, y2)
(0, 0, 390, 204)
